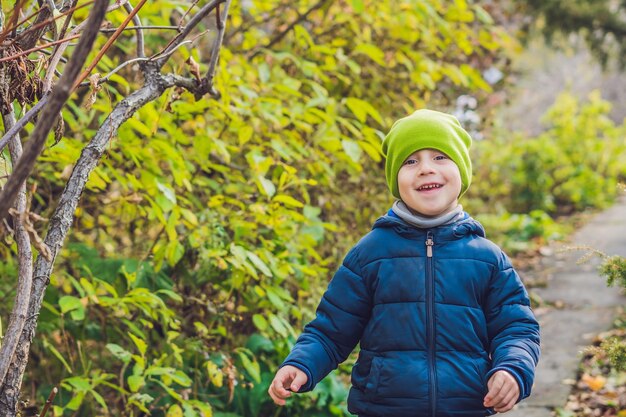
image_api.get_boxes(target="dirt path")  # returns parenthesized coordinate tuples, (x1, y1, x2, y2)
(507, 197, 626, 416)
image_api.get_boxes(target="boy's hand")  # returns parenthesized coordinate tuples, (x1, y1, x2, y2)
(268, 365, 308, 406)
(483, 370, 520, 413)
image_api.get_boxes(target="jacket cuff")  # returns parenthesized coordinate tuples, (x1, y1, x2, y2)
(485, 367, 526, 402)
(280, 361, 315, 392)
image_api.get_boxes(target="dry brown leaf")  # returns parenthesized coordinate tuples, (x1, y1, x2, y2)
(582, 373, 607, 392)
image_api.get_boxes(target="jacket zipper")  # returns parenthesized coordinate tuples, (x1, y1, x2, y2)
(425, 231, 436, 417)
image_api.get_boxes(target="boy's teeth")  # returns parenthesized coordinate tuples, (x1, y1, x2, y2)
(419, 184, 441, 190)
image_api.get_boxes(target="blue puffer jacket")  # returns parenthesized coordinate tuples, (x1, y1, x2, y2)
(282, 211, 540, 417)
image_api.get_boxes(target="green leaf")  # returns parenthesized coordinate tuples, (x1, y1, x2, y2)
(252, 314, 268, 331)
(342, 139, 362, 163)
(256, 176, 276, 198)
(246, 251, 272, 276)
(90, 389, 109, 411)
(246, 333, 274, 353)
(128, 375, 145, 392)
(345, 97, 383, 124)
(167, 404, 184, 417)
(44, 340, 73, 373)
(65, 391, 85, 411)
(106, 343, 132, 364)
(156, 289, 183, 302)
(273, 194, 304, 208)
(473, 5, 494, 24)
(157, 181, 178, 205)
(59, 295, 82, 313)
(345, 97, 367, 123)
(166, 241, 185, 266)
(353, 44, 386, 66)
(268, 314, 288, 337)
(183, 403, 199, 417)
(237, 350, 261, 383)
(238, 125, 254, 145)
(129, 332, 147, 356)
(64, 376, 91, 391)
(352, 0, 364, 13)
(70, 308, 85, 321)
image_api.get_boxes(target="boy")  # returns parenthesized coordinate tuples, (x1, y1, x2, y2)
(268, 109, 540, 416)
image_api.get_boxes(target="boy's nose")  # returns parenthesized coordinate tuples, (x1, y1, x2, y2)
(418, 161, 436, 175)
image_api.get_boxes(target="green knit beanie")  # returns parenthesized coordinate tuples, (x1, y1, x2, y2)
(382, 109, 472, 199)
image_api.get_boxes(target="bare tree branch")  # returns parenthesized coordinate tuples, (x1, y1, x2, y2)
(43, 0, 129, 92)
(0, 0, 28, 44)
(39, 386, 58, 417)
(100, 25, 182, 33)
(0, 1, 232, 411)
(0, 0, 111, 222)
(43, 0, 79, 91)
(74, 0, 147, 89)
(123, 1, 145, 58)
(203, 0, 231, 98)
(0, 95, 49, 155)
(0, 33, 82, 63)
(78, 40, 193, 88)
(156, 0, 225, 68)
(248, 0, 330, 60)
(0, 108, 33, 389)
(10, 0, 95, 46)
(0, 64, 175, 414)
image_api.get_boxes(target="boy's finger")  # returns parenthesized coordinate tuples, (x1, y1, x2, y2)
(494, 394, 517, 413)
(483, 379, 505, 406)
(498, 389, 518, 410)
(267, 385, 288, 406)
(276, 378, 293, 396)
(490, 384, 518, 410)
(290, 370, 308, 392)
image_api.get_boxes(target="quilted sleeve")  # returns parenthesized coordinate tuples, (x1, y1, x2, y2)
(484, 251, 541, 401)
(281, 247, 372, 392)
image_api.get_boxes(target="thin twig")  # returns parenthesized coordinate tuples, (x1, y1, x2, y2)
(0, 33, 82, 63)
(0, 0, 111, 222)
(53, 0, 77, 43)
(43, 0, 129, 92)
(203, 0, 231, 97)
(123, 1, 144, 58)
(0, 0, 28, 44)
(0, 95, 49, 154)
(156, 0, 225, 67)
(0, 0, 95, 46)
(248, 0, 329, 60)
(0, 0, 38, 40)
(44, 0, 79, 91)
(0, 106, 33, 390)
(99, 25, 182, 32)
(178, 0, 201, 30)
(39, 386, 58, 417)
(78, 40, 193, 87)
(73, 0, 148, 89)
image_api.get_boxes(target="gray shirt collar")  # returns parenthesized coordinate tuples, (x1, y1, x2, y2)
(392, 201, 464, 229)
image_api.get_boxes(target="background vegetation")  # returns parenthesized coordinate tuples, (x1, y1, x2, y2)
(0, 1, 625, 416)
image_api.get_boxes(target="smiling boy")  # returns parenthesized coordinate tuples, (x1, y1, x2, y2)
(268, 109, 540, 417)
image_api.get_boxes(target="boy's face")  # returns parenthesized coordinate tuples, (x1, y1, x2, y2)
(397, 148, 462, 217)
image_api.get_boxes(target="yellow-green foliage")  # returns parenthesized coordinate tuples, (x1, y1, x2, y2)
(9, 1, 624, 416)
(470, 91, 626, 216)
(8, 1, 512, 415)
(466, 91, 626, 252)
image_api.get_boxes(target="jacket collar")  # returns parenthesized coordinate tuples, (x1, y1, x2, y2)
(372, 209, 486, 241)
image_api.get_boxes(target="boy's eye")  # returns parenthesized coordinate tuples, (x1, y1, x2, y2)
(404, 159, 417, 165)
(434, 155, 448, 161)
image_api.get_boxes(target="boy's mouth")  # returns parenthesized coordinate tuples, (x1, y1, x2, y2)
(417, 183, 443, 191)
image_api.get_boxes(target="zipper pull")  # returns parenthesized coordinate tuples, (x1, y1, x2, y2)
(426, 232, 434, 258)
